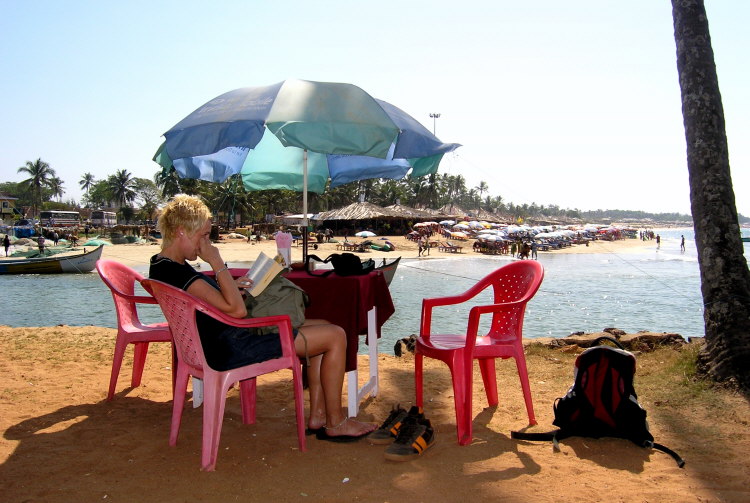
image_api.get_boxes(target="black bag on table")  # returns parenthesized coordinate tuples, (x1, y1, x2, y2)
(305, 253, 375, 277)
(512, 336, 685, 468)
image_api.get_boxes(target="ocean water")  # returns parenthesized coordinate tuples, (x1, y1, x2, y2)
(2, 229, 748, 354)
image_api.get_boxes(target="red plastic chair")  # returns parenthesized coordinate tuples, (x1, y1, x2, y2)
(96, 259, 173, 400)
(142, 279, 306, 471)
(415, 260, 544, 445)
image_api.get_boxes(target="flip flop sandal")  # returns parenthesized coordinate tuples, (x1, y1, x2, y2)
(315, 429, 370, 443)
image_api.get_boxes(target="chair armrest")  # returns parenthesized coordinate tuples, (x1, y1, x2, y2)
(193, 299, 295, 342)
(121, 293, 159, 305)
(198, 305, 292, 329)
(422, 299, 526, 344)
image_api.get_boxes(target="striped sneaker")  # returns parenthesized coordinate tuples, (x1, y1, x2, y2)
(368, 404, 409, 445)
(384, 415, 436, 461)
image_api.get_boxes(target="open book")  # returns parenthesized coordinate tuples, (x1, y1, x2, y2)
(244, 252, 285, 297)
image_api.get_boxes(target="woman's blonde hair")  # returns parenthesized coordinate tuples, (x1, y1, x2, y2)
(157, 194, 212, 248)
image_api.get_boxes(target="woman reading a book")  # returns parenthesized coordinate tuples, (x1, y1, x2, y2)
(150, 195, 376, 441)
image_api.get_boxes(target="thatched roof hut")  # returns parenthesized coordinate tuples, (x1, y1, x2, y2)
(384, 204, 435, 219)
(436, 203, 471, 218)
(313, 202, 420, 235)
(472, 209, 506, 223)
(315, 202, 402, 221)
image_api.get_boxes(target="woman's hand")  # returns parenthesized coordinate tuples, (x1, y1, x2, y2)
(197, 235, 223, 268)
(236, 276, 254, 293)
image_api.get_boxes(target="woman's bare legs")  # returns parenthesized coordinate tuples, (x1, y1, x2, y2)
(295, 320, 375, 437)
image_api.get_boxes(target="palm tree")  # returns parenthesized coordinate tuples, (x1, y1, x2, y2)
(79, 173, 95, 194)
(49, 176, 65, 202)
(672, 0, 750, 390)
(17, 158, 55, 218)
(476, 181, 489, 209)
(107, 169, 137, 208)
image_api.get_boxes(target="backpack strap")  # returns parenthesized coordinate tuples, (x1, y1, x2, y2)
(510, 430, 557, 441)
(591, 335, 626, 349)
(651, 442, 686, 468)
(511, 429, 571, 452)
(512, 431, 685, 468)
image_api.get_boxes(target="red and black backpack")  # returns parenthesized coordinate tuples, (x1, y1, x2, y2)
(513, 336, 684, 467)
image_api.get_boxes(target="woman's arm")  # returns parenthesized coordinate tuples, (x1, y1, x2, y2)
(186, 236, 247, 318)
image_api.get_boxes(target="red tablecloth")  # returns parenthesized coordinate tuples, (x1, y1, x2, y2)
(222, 268, 395, 372)
(284, 270, 395, 372)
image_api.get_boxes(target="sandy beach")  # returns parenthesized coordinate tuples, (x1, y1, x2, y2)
(97, 232, 659, 269)
(2, 235, 748, 502)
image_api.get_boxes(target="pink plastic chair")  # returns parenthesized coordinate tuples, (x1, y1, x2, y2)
(96, 259, 173, 400)
(142, 279, 306, 471)
(415, 260, 544, 445)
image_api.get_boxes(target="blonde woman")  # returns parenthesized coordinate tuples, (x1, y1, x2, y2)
(150, 195, 375, 441)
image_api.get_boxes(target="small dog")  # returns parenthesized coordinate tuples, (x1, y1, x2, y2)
(393, 335, 417, 357)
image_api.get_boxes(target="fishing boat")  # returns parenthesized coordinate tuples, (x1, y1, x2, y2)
(741, 236, 750, 243)
(0, 245, 103, 274)
(374, 256, 401, 286)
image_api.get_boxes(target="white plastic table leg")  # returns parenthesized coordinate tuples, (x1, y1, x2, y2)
(347, 306, 379, 417)
(192, 377, 203, 408)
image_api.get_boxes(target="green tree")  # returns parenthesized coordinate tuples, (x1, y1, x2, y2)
(153, 166, 185, 199)
(672, 0, 750, 390)
(82, 180, 113, 209)
(108, 169, 137, 208)
(79, 173, 95, 195)
(475, 181, 489, 209)
(49, 176, 65, 202)
(132, 178, 163, 222)
(16, 158, 55, 218)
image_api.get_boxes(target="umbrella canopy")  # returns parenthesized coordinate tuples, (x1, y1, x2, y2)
(154, 79, 460, 193)
(355, 231, 376, 238)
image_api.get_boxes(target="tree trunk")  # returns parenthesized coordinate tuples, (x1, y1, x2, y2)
(671, 0, 750, 391)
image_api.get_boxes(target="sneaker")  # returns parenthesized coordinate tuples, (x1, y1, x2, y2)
(368, 404, 409, 445)
(384, 415, 436, 461)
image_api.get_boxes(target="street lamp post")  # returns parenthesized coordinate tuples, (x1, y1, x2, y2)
(429, 113, 441, 135)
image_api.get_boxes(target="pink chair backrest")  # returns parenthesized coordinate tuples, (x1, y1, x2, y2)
(479, 261, 544, 342)
(142, 279, 209, 370)
(96, 259, 149, 329)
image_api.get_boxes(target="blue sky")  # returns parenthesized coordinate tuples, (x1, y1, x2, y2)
(2, 1, 748, 216)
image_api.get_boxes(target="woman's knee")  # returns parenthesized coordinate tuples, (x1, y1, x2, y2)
(324, 324, 347, 351)
(299, 324, 346, 354)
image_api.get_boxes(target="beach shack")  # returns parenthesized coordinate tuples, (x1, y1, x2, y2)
(0, 193, 21, 225)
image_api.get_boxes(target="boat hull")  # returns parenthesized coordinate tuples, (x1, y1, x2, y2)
(0, 245, 104, 274)
(375, 256, 401, 286)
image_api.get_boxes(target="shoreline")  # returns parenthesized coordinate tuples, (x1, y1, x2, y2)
(98, 232, 665, 269)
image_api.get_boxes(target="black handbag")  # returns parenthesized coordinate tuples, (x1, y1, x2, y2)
(305, 253, 375, 277)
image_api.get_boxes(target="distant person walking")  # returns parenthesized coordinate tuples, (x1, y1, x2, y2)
(680, 235, 686, 253)
(37, 235, 46, 254)
(3, 234, 10, 257)
(656, 234, 661, 249)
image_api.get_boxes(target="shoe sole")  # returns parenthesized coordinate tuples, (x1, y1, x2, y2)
(383, 431, 436, 461)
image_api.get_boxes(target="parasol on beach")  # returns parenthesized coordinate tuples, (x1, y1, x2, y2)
(154, 79, 460, 259)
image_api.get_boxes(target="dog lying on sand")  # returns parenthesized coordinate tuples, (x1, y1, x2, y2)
(393, 335, 417, 357)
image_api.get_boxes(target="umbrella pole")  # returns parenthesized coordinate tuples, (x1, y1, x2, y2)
(302, 150, 308, 263)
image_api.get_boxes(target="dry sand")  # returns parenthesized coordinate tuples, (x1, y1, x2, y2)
(97, 232, 658, 269)
(2, 235, 748, 502)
